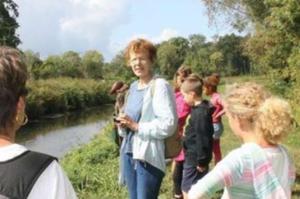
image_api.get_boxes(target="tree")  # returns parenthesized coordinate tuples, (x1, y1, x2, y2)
(157, 42, 179, 78)
(184, 43, 214, 76)
(209, 51, 223, 72)
(157, 37, 190, 78)
(23, 50, 43, 79)
(82, 50, 104, 79)
(189, 34, 206, 51)
(216, 34, 250, 75)
(201, 0, 300, 114)
(0, 0, 20, 47)
(37, 55, 63, 79)
(61, 51, 83, 78)
(104, 51, 134, 81)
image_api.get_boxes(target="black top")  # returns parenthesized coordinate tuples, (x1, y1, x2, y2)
(0, 150, 57, 199)
(183, 100, 214, 167)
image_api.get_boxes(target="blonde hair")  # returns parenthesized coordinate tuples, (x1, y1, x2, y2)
(224, 82, 293, 144)
(180, 73, 203, 96)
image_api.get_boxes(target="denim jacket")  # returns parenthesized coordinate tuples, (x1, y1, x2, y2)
(119, 77, 178, 172)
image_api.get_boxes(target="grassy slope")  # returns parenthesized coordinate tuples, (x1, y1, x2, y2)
(62, 76, 300, 199)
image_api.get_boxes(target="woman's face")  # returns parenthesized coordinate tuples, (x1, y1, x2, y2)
(129, 50, 152, 79)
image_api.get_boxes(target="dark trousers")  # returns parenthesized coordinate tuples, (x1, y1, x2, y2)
(172, 160, 184, 197)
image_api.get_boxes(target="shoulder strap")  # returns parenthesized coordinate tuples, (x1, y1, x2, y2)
(0, 151, 57, 199)
(150, 78, 156, 98)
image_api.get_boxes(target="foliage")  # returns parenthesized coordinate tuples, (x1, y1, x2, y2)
(61, 51, 83, 78)
(26, 78, 113, 118)
(62, 124, 128, 199)
(157, 37, 189, 78)
(103, 51, 135, 82)
(184, 41, 214, 76)
(0, 0, 20, 47)
(216, 34, 250, 75)
(26, 50, 105, 80)
(201, 0, 300, 122)
(23, 50, 43, 79)
(82, 50, 104, 79)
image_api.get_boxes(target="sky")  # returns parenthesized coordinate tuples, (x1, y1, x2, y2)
(15, 0, 237, 62)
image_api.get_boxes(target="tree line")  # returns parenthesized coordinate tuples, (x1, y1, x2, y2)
(22, 33, 250, 81)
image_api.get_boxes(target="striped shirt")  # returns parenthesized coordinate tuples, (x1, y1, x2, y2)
(189, 143, 295, 199)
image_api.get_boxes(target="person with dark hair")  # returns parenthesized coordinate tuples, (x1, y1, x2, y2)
(0, 46, 77, 199)
(109, 81, 129, 186)
(203, 75, 225, 165)
(110, 81, 128, 147)
(117, 38, 177, 199)
(172, 65, 192, 199)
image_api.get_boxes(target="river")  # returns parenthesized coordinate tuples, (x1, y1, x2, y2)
(16, 105, 113, 158)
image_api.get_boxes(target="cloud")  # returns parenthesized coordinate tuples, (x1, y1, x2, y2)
(152, 28, 179, 43)
(109, 28, 180, 56)
(15, 0, 130, 60)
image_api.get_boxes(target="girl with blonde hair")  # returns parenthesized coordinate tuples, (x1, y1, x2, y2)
(189, 82, 295, 199)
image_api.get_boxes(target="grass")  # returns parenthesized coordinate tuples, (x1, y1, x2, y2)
(62, 75, 300, 199)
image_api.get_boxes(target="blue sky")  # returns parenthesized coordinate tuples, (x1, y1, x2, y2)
(15, 0, 237, 61)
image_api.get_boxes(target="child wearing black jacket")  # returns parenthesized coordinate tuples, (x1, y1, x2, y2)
(180, 74, 214, 199)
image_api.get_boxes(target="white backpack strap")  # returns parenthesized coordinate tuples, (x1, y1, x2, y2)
(150, 78, 156, 98)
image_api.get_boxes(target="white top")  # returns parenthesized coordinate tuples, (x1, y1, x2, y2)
(0, 144, 78, 199)
(188, 143, 295, 199)
(119, 78, 178, 172)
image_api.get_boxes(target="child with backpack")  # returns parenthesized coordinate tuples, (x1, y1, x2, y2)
(180, 74, 214, 199)
(189, 82, 295, 199)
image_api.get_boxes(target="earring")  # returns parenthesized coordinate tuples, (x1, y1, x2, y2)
(22, 113, 28, 126)
(16, 112, 28, 126)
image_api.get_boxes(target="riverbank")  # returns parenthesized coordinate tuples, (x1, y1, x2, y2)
(61, 124, 129, 198)
(26, 78, 113, 119)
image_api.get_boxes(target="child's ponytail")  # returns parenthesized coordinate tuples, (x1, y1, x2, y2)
(256, 97, 293, 145)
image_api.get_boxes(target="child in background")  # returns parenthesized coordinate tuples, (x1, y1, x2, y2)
(180, 74, 214, 199)
(172, 65, 192, 199)
(203, 74, 225, 164)
(109, 81, 128, 186)
(189, 82, 295, 199)
(109, 81, 128, 147)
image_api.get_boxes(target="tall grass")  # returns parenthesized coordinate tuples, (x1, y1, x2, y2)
(26, 78, 113, 118)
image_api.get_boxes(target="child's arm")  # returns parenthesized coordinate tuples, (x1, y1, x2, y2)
(188, 150, 243, 199)
(212, 97, 225, 121)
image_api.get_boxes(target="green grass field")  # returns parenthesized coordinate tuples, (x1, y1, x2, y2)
(62, 76, 300, 199)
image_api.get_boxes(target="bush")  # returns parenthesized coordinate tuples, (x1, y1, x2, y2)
(26, 78, 113, 118)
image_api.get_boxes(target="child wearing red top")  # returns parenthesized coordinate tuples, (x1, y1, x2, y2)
(203, 74, 225, 165)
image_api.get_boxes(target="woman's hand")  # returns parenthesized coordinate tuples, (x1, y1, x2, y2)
(118, 115, 139, 132)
